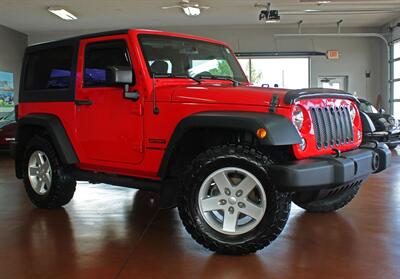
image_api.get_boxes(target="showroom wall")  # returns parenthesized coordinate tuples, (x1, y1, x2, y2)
(0, 24, 28, 104)
(29, 25, 388, 109)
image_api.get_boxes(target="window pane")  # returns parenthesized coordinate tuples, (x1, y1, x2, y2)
(394, 102, 400, 119)
(394, 81, 400, 99)
(394, 61, 400, 80)
(249, 58, 309, 88)
(84, 40, 132, 87)
(394, 41, 400, 59)
(24, 46, 73, 90)
(238, 59, 250, 81)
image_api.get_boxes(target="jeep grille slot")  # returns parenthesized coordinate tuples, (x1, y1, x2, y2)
(311, 106, 354, 150)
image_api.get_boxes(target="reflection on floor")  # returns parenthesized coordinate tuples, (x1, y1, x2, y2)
(0, 149, 399, 279)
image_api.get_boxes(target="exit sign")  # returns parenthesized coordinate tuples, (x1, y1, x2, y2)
(327, 50, 340, 60)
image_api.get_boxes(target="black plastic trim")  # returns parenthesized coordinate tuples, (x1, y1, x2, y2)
(17, 114, 79, 165)
(68, 168, 160, 192)
(360, 112, 376, 133)
(270, 147, 390, 192)
(284, 88, 359, 105)
(157, 111, 302, 178)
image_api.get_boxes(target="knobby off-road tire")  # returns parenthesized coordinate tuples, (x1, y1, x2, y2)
(23, 135, 76, 208)
(293, 184, 361, 213)
(178, 145, 291, 255)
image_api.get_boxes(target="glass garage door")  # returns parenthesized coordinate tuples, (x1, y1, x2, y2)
(393, 41, 400, 119)
(238, 57, 309, 89)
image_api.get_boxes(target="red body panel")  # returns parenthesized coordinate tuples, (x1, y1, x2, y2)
(18, 29, 362, 180)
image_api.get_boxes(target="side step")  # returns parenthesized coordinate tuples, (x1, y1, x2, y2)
(67, 168, 161, 192)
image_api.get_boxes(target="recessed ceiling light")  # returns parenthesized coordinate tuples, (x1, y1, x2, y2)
(317, 1, 331, 4)
(48, 6, 77, 20)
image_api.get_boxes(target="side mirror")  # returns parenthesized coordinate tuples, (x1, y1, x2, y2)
(108, 66, 139, 101)
(379, 108, 385, 114)
(108, 66, 133, 85)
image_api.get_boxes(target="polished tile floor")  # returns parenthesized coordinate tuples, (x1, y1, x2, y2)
(0, 150, 399, 279)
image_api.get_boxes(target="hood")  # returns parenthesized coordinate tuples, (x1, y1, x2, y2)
(166, 84, 289, 107)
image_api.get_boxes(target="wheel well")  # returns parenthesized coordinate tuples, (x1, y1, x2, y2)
(163, 128, 294, 179)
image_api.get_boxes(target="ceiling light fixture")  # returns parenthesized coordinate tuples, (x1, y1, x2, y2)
(48, 6, 77, 20)
(183, 6, 201, 16)
(317, 1, 331, 4)
(162, 1, 209, 17)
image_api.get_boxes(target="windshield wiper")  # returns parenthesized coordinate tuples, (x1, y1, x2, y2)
(197, 75, 240, 87)
(152, 73, 201, 84)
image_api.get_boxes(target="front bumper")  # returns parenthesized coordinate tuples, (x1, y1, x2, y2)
(270, 143, 391, 192)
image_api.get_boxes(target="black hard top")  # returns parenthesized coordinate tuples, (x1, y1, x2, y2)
(27, 29, 129, 51)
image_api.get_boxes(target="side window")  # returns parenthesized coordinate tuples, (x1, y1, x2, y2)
(84, 40, 133, 87)
(24, 46, 73, 90)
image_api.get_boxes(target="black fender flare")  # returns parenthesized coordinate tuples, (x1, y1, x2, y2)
(15, 114, 79, 178)
(157, 111, 301, 178)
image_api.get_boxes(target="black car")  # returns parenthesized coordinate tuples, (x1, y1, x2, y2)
(0, 111, 16, 150)
(358, 98, 400, 149)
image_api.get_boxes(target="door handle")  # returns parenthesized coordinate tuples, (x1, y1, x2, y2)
(75, 99, 93, 106)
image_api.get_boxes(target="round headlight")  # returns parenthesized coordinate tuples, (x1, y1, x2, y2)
(292, 105, 304, 131)
(349, 105, 356, 122)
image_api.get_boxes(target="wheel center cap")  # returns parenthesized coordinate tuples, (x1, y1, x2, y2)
(228, 197, 237, 205)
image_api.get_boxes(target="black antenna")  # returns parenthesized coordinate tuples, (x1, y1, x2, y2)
(152, 74, 160, 115)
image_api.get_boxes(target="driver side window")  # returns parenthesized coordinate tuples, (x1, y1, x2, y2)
(84, 40, 134, 87)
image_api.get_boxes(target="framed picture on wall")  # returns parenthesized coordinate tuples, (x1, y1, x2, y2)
(0, 71, 14, 115)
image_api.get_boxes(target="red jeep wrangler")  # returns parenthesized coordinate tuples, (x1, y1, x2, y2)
(15, 29, 390, 255)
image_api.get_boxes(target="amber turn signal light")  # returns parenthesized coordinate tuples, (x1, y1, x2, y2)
(256, 128, 267, 139)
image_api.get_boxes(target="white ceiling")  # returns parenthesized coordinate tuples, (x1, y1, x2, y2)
(1, 0, 400, 35)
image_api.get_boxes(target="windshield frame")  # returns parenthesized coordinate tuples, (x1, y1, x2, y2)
(137, 34, 248, 83)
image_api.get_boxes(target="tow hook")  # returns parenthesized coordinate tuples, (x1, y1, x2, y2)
(332, 148, 341, 158)
(361, 141, 391, 174)
(371, 152, 380, 172)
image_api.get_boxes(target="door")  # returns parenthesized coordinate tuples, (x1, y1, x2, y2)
(75, 37, 144, 166)
(318, 76, 348, 91)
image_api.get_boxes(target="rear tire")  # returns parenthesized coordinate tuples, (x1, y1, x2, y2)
(23, 135, 76, 209)
(178, 145, 291, 255)
(292, 183, 361, 213)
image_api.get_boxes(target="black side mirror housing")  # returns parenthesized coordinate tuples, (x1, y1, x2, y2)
(108, 66, 139, 101)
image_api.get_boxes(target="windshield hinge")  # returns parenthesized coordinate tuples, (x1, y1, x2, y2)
(269, 94, 279, 113)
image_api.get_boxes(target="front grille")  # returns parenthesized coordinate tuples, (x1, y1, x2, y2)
(310, 106, 354, 149)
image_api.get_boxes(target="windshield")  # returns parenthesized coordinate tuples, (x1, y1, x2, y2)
(359, 100, 378, 113)
(138, 34, 247, 83)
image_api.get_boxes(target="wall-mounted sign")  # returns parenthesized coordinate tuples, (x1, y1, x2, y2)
(326, 50, 340, 60)
(0, 71, 14, 113)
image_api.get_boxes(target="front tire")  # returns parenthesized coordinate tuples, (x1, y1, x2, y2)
(178, 145, 291, 255)
(23, 135, 76, 209)
(292, 182, 362, 213)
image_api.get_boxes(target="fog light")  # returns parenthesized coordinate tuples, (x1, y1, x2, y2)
(256, 128, 267, 139)
(300, 137, 307, 151)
